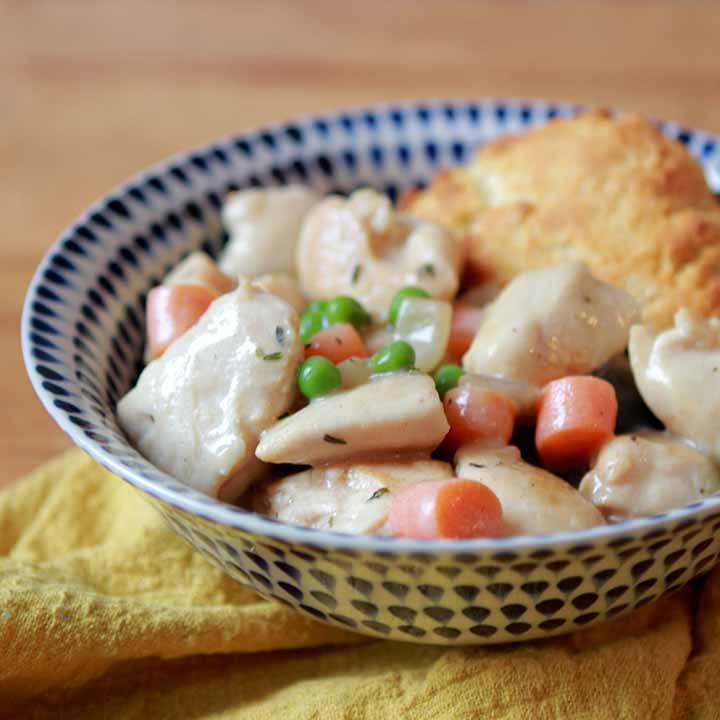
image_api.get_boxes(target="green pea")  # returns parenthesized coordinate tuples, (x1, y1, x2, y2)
(297, 356, 342, 399)
(299, 311, 327, 344)
(369, 340, 416, 374)
(388, 286, 430, 325)
(304, 299, 329, 315)
(326, 295, 371, 328)
(434, 363, 465, 399)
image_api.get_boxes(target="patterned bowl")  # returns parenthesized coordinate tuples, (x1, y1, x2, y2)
(22, 99, 720, 645)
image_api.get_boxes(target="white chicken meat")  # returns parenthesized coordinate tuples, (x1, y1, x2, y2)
(456, 445, 605, 534)
(579, 432, 720, 520)
(296, 188, 463, 318)
(249, 460, 453, 534)
(255, 372, 449, 466)
(463, 261, 640, 386)
(220, 186, 321, 277)
(629, 309, 720, 460)
(117, 282, 303, 500)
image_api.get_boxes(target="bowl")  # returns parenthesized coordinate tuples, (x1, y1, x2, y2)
(22, 99, 720, 645)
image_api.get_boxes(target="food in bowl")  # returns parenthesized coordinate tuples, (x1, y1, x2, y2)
(116, 111, 720, 541)
(402, 109, 720, 329)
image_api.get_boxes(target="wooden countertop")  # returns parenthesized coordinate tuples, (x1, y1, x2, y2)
(3, 0, 720, 484)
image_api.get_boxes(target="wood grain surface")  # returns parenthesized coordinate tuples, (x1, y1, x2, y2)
(2, 0, 720, 484)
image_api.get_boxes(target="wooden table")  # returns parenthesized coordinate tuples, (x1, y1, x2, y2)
(3, 0, 720, 484)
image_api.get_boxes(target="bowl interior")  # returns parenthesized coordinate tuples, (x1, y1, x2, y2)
(21, 98, 720, 554)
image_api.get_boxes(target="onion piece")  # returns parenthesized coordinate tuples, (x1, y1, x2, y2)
(394, 297, 452, 373)
(337, 356, 373, 390)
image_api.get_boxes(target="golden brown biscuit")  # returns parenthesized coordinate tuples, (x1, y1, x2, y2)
(404, 110, 720, 328)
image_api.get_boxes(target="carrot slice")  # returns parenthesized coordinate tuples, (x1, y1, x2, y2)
(146, 284, 217, 359)
(535, 375, 617, 471)
(443, 385, 515, 451)
(389, 478, 503, 539)
(447, 302, 486, 363)
(304, 323, 368, 364)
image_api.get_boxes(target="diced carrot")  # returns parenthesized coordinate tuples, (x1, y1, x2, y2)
(447, 302, 486, 362)
(443, 385, 515, 451)
(389, 478, 504, 539)
(396, 187, 420, 211)
(304, 323, 368, 364)
(535, 375, 617, 471)
(146, 284, 217, 359)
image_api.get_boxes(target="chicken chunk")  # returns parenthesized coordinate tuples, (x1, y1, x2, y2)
(579, 433, 720, 520)
(297, 189, 463, 318)
(164, 251, 237, 295)
(117, 283, 303, 500)
(251, 272, 307, 313)
(219, 186, 321, 277)
(455, 445, 605, 534)
(255, 373, 449, 465)
(629, 309, 720, 460)
(248, 460, 453, 534)
(463, 262, 640, 386)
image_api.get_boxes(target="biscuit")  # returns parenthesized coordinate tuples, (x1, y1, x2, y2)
(404, 110, 720, 328)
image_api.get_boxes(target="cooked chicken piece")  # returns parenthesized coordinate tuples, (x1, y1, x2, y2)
(463, 262, 640, 386)
(251, 272, 307, 313)
(117, 283, 303, 500)
(455, 445, 605, 534)
(579, 433, 720, 520)
(248, 460, 453, 534)
(297, 188, 463, 318)
(164, 251, 237, 295)
(219, 186, 321, 277)
(256, 373, 449, 466)
(629, 309, 720, 460)
(459, 373, 541, 424)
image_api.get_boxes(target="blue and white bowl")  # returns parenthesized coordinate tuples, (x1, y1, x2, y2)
(22, 99, 720, 644)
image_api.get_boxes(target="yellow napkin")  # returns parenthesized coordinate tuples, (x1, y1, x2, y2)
(1, 450, 718, 719)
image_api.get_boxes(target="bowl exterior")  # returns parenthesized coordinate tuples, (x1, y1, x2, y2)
(150, 494, 720, 644)
(22, 99, 720, 644)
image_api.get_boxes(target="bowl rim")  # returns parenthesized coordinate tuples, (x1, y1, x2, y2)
(21, 96, 720, 555)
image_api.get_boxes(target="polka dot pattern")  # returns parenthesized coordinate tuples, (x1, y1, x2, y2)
(21, 100, 720, 644)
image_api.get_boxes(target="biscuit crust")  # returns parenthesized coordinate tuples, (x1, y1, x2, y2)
(404, 110, 720, 328)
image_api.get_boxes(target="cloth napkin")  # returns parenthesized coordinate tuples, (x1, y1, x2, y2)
(1, 450, 718, 719)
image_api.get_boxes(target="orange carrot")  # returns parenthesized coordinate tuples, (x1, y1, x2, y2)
(389, 478, 504, 539)
(447, 302, 486, 362)
(535, 376, 617, 471)
(443, 385, 515, 451)
(304, 323, 368, 365)
(146, 284, 217, 359)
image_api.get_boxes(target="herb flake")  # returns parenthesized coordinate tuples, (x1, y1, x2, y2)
(368, 487, 389, 501)
(351, 264, 362, 284)
(262, 351, 283, 361)
(275, 326, 286, 346)
(323, 434, 347, 445)
(420, 263, 436, 277)
(469, 462, 486, 469)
